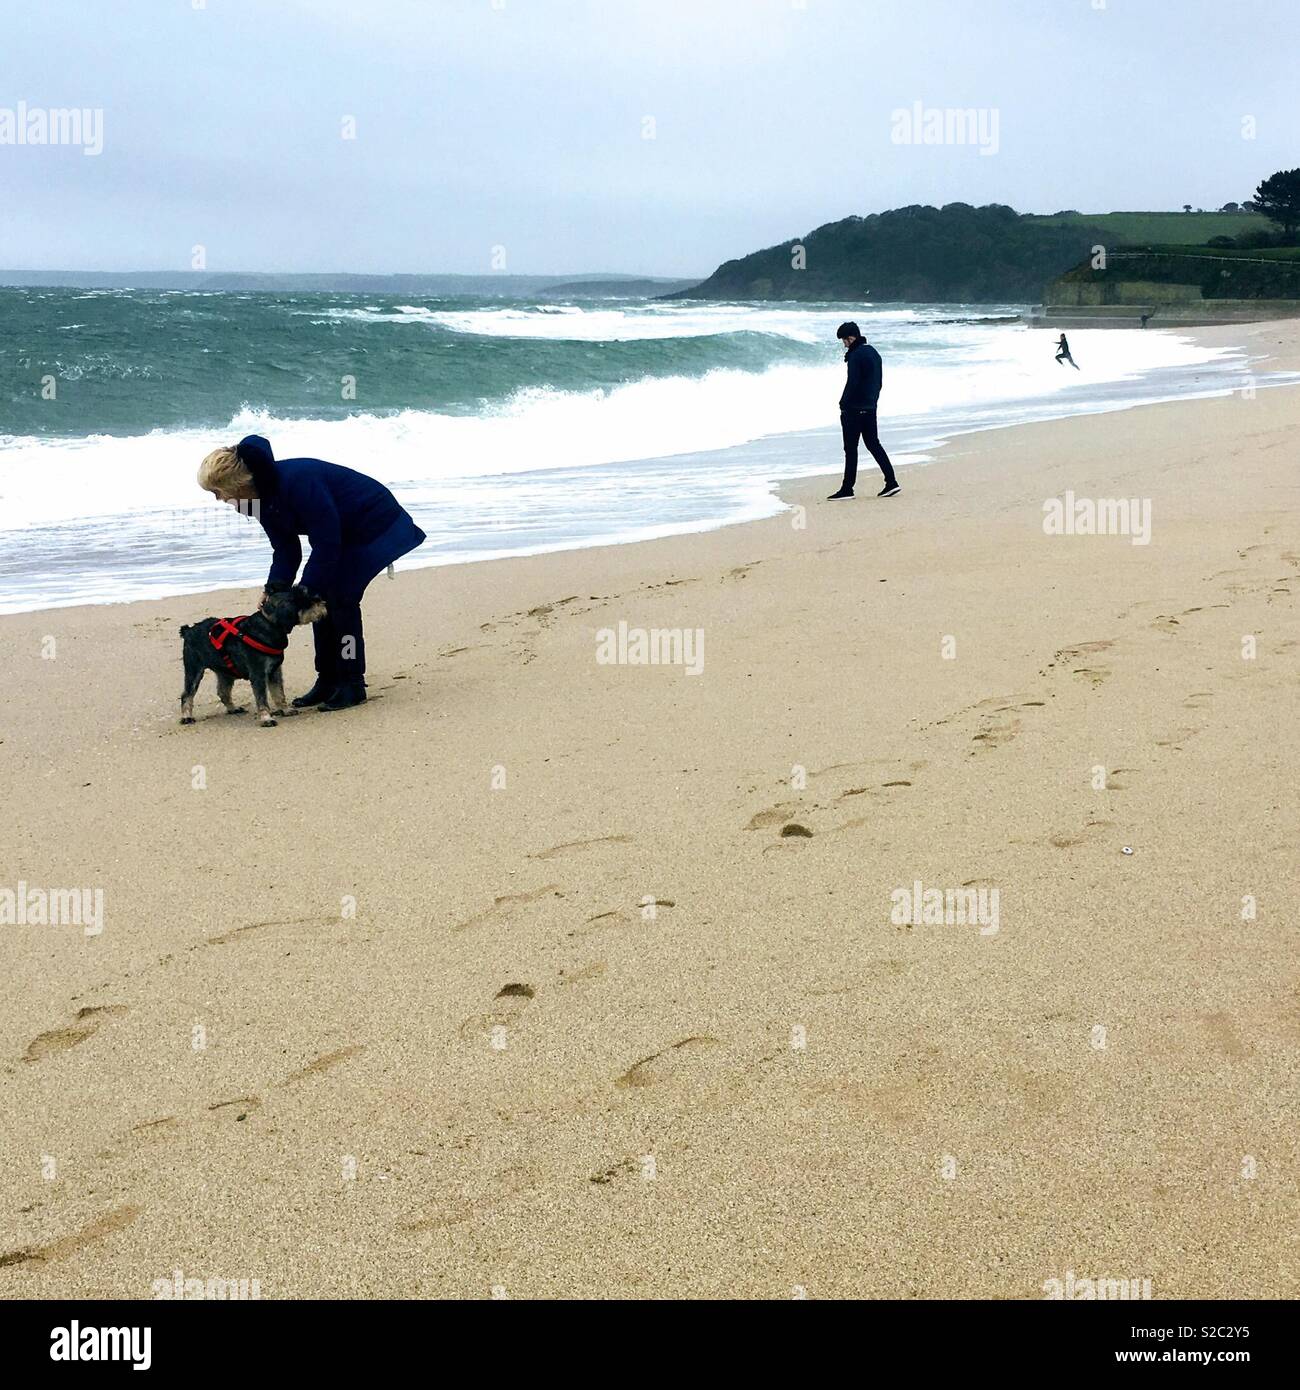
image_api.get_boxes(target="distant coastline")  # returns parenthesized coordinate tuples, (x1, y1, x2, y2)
(0, 269, 701, 297)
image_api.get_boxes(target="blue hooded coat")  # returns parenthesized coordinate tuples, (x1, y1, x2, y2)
(235, 435, 426, 599)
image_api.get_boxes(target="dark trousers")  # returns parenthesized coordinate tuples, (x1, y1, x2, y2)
(307, 514, 426, 685)
(314, 585, 369, 682)
(839, 408, 896, 491)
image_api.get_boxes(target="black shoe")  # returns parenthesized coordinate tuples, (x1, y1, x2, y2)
(878, 482, 901, 497)
(292, 676, 338, 708)
(827, 488, 855, 500)
(320, 680, 368, 712)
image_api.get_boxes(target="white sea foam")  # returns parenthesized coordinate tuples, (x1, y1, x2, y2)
(0, 324, 1236, 533)
(316, 301, 931, 342)
(1, 301, 1268, 613)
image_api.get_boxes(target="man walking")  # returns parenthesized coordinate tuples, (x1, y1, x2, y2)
(829, 321, 899, 500)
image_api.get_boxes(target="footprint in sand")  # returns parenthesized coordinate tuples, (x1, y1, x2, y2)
(1154, 605, 1230, 633)
(1049, 639, 1115, 664)
(835, 775, 913, 802)
(130, 1117, 179, 1138)
(206, 915, 339, 947)
(809, 757, 884, 776)
(1040, 818, 1115, 850)
(207, 1096, 262, 1121)
(615, 1036, 721, 1089)
(590, 1156, 645, 1185)
(569, 908, 627, 937)
(827, 815, 873, 835)
(459, 985, 535, 1042)
(451, 884, 563, 933)
(200, 1049, 363, 1129)
(641, 576, 699, 591)
(956, 693, 1029, 719)
(0, 1204, 141, 1269)
(746, 803, 802, 829)
(403, 1200, 476, 1234)
(1154, 726, 1202, 750)
(569, 901, 672, 937)
(1103, 767, 1137, 791)
(22, 1005, 128, 1063)
(971, 713, 1021, 750)
(283, 1045, 364, 1086)
(558, 961, 607, 985)
(530, 835, 632, 860)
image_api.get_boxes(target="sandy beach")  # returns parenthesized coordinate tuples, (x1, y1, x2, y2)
(2, 320, 1298, 1301)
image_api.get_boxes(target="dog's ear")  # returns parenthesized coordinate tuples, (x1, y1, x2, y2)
(260, 591, 297, 628)
(286, 584, 326, 625)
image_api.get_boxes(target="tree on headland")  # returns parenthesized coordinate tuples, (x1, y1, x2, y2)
(1253, 169, 1300, 242)
(1183, 204, 1192, 213)
(1220, 202, 1239, 212)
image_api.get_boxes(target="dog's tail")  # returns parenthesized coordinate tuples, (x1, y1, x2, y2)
(179, 623, 192, 638)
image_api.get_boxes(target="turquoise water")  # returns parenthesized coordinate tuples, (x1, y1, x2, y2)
(0, 289, 1270, 612)
(1, 288, 832, 438)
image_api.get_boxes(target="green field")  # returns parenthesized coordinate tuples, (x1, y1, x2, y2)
(1052, 238, 1300, 301)
(1026, 210, 1273, 245)
(1124, 242, 1300, 260)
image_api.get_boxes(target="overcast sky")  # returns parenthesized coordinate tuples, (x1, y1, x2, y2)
(2, 0, 1296, 276)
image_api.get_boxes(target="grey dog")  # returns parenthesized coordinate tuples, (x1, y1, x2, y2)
(178, 585, 326, 727)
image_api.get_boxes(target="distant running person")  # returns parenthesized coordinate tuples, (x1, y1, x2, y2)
(828, 321, 899, 500)
(1055, 333, 1080, 369)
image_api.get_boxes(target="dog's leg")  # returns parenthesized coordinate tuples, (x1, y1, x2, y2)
(268, 665, 297, 717)
(248, 668, 277, 727)
(180, 650, 205, 724)
(216, 672, 247, 715)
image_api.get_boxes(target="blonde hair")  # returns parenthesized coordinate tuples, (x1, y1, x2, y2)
(198, 445, 254, 497)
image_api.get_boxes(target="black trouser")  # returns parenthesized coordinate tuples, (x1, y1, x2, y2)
(839, 408, 896, 491)
(314, 585, 368, 683)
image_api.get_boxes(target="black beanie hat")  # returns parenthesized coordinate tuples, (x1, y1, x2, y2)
(836, 321, 861, 339)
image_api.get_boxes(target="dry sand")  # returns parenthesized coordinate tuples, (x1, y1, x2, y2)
(2, 322, 1298, 1300)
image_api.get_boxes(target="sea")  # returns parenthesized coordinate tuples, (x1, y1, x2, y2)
(0, 287, 1286, 613)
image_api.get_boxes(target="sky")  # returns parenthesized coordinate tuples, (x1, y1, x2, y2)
(1, 0, 1297, 276)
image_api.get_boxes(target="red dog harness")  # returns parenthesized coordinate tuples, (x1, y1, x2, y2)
(208, 616, 285, 673)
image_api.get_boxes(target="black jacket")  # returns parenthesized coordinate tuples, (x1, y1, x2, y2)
(839, 340, 882, 410)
